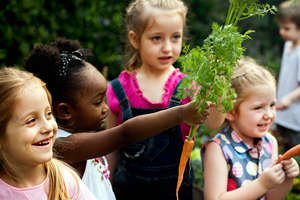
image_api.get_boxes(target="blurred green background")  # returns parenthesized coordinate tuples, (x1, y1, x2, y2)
(0, 0, 283, 80)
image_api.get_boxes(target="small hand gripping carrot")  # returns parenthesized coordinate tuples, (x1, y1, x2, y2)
(276, 144, 300, 164)
(176, 125, 199, 200)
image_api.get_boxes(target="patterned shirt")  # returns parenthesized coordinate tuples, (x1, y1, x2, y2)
(201, 126, 275, 200)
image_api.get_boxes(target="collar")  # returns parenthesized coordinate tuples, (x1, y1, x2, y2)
(223, 126, 264, 159)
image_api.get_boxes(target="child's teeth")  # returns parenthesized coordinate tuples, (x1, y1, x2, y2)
(37, 140, 49, 145)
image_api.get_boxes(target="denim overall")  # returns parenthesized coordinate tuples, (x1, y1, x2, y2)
(111, 77, 194, 200)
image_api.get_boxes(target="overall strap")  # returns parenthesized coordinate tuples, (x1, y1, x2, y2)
(110, 78, 133, 122)
(168, 76, 186, 108)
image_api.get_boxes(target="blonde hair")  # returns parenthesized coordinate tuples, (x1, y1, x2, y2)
(231, 57, 276, 114)
(0, 67, 78, 200)
(125, 0, 188, 71)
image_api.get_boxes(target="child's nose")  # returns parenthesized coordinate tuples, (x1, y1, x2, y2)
(264, 108, 274, 119)
(41, 118, 53, 134)
(162, 40, 172, 52)
(103, 102, 109, 114)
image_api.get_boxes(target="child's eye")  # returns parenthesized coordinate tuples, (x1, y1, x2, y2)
(270, 103, 275, 108)
(26, 118, 36, 125)
(95, 100, 102, 105)
(254, 106, 262, 110)
(172, 35, 181, 40)
(46, 111, 52, 118)
(152, 36, 161, 41)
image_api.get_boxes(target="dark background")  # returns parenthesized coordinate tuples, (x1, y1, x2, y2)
(0, 0, 284, 80)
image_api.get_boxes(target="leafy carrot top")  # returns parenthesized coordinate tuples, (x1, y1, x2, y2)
(177, 0, 277, 141)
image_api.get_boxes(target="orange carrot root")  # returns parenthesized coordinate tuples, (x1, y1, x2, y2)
(276, 144, 300, 164)
(176, 139, 195, 200)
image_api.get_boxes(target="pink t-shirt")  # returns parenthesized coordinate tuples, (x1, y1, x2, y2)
(106, 68, 191, 140)
(0, 167, 96, 200)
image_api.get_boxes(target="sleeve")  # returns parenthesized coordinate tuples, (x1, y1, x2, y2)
(297, 48, 300, 83)
(74, 179, 97, 200)
(106, 82, 121, 117)
(63, 168, 97, 200)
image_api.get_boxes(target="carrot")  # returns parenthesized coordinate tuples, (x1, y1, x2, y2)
(276, 144, 300, 164)
(176, 125, 199, 200)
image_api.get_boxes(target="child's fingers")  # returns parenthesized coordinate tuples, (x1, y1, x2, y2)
(207, 101, 216, 107)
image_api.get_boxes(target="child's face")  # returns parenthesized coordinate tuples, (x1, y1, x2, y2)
(228, 85, 276, 145)
(69, 66, 108, 132)
(2, 84, 57, 168)
(138, 12, 183, 71)
(278, 20, 300, 43)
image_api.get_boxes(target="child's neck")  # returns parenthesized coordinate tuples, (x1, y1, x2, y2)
(0, 164, 47, 188)
(136, 65, 175, 103)
(137, 65, 175, 78)
(290, 38, 300, 51)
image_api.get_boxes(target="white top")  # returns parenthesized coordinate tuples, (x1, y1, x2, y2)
(275, 41, 300, 131)
(0, 166, 96, 200)
(56, 129, 116, 200)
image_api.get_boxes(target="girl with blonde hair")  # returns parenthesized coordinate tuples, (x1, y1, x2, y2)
(201, 57, 299, 200)
(106, 0, 225, 199)
(0, 67, 96, 200)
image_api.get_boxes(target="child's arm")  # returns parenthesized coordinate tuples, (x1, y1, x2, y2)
(204, 106, 225, 129)
(265, 138, 299, 199)
(105, 109, 120, 185)
(276, 86, 300, 110)
(54, 101, 210, 164)
(203, 141, 285, 200)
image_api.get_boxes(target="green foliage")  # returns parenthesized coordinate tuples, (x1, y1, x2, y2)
(0, 0, 283, 81)
(0, 0, 127, 78)
(177, 0, 277, 140)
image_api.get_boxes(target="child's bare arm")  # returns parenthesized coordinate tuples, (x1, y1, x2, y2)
(105, 109, 120, 185)
(277, 86, 300, 110)
(266, 148, 299, 200)
(204, 141, 285, 200)
(204, 106, 225, 129)
(54, 101, 209, 164)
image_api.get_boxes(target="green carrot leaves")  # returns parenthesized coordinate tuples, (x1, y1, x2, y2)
(177, 0, 277, 139)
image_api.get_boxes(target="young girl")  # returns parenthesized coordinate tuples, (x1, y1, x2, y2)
(0, 67, 96, 200)
(105, 0, 225, 199)
(201, 57, 299, 200)
(23, 38, 211, 200)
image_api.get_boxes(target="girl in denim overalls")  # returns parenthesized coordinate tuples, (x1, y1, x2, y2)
(106, 1, 225, 199)
(24, 38, 211, 200)
(201, 57, 299, 200)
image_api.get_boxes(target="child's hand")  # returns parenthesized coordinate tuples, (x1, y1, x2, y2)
(258, 160, 285, 190)
(276, 95, 292, 110)
(182, 101, 211, 126)
(278, 155, 300, 179)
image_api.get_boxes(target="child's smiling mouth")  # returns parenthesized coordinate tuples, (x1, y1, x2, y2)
(33, 136, 52, 146)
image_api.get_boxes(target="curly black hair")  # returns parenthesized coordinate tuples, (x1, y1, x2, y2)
(23, 38, 89, 116)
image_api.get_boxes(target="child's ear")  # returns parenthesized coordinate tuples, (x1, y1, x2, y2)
(225, 110, 235, 121)
(129, 31, 139, 49)
(56, 103, 72, 120)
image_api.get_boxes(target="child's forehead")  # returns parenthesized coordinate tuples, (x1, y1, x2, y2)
(146, 10, 184, 27)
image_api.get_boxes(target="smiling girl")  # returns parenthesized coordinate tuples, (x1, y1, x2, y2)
(105, 0, 225, 199)
(201, 57, 299, 200)
(23, 38, 211, 200)
(0, 67, 96, 200)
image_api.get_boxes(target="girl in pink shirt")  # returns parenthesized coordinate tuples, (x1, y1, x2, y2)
(106, 0, 225, 199)
(0, 67, 96, 200)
